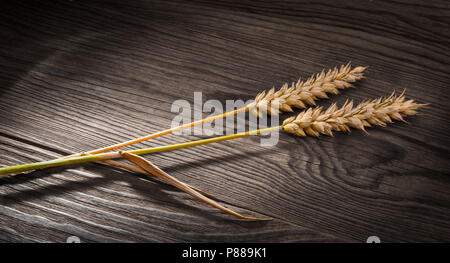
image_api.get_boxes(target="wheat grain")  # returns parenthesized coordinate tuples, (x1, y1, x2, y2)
(251, 63, 367, 116)
(282, 91, 425, 137)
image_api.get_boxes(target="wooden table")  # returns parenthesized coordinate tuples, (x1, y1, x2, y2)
(0, 0, 449, 242)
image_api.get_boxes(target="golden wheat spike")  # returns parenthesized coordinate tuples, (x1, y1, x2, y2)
(252, 63, 367, 116)
(282, 92, 425, 137)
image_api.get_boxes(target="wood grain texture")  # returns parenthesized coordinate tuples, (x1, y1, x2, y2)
(0, 0, 449, 242)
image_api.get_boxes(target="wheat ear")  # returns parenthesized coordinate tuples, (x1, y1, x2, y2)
(282, 91, 425, 137)
(251, 63, 367, 116)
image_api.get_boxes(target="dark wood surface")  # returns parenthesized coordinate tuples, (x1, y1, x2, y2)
(0, 0, 449, 242)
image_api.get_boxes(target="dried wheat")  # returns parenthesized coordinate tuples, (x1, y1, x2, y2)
(252, 63, 367, 116)
(282, 91, 424, 137)
(1, 92, 424, 177)
(58, 63, 365, 158)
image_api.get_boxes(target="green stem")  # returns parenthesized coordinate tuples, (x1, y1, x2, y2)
(64, 104, 252, 158)
(0, 126, 281, 176)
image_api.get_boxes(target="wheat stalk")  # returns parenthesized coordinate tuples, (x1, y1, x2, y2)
(61, 63, 366, 159)
(282, 91, 424, 137)
(251, 63, 367, 116)
(55, 63, 366, 193)
(0, 127, 279, 176)
(0, 92, 423, 176)
(0, 92, 425, 220)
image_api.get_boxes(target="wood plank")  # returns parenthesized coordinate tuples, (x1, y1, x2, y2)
(0, 0, 449, 242)
(0, 135, 343, 242)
